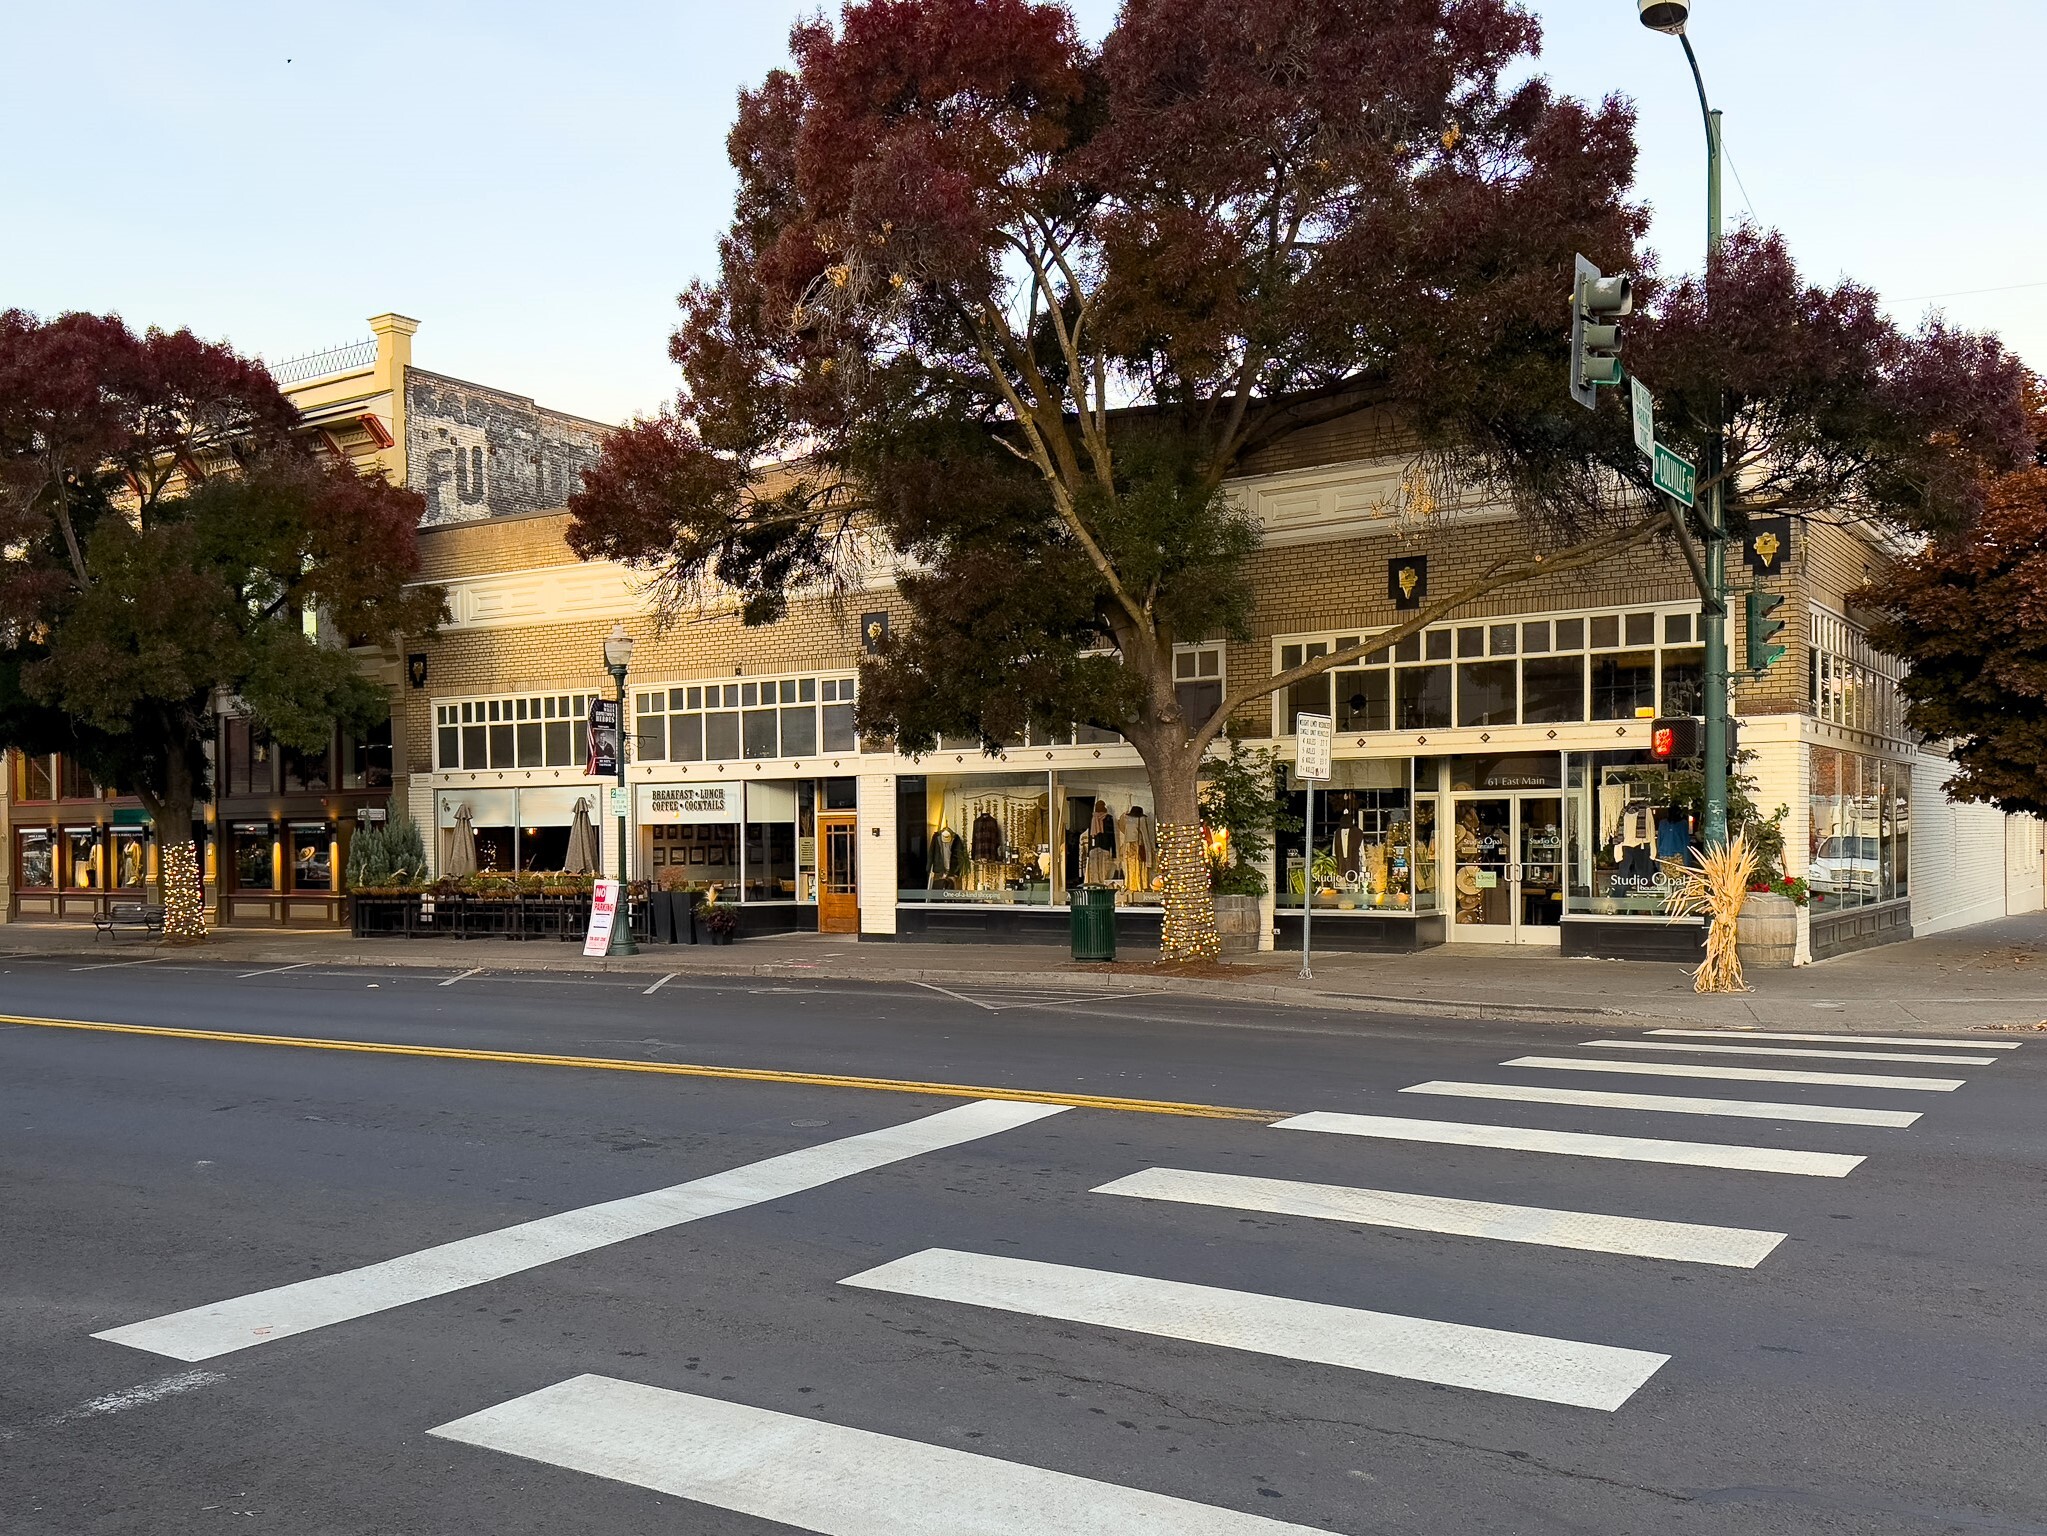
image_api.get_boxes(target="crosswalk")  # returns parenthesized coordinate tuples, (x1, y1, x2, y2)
(92, 1022, 2017, 1531)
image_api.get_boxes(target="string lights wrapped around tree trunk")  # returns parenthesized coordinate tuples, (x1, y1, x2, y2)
(160, 840, 207, 943)
(1157, 820, 1220, 963)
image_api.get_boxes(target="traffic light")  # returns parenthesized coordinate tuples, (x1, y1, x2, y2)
(1570, 254, 1632, 409)
(1746, 587, 1787, 672)
(1649, 716, 1700, 761)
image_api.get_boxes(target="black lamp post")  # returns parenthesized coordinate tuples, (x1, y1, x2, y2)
(602, 622, 639, 955)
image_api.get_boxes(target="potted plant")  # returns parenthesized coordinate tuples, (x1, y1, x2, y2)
(1737, 805, 1804, 969)
(1197, 739, 1299, 955)
(699, 899, 739, 945)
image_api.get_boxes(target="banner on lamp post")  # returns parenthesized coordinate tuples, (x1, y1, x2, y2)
(586, 697, 619, 776)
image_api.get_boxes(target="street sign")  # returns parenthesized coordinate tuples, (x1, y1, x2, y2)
(1652, 443, 1696, 508)
(608, 786, 629, 819)
(1630, 377, 1655, 460)
(1296, 712, 1332, 782)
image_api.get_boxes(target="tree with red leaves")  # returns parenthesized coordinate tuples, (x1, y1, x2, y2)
(570, 0, 2027, 960)
(0, 309, 445, 936)
(1866, 381, 2047, 817)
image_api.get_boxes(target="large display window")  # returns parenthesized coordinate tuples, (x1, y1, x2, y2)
(1277, 758, 1438, 915)
(1059, 770, 1159, 905)
(113, 828, 150, 890)
(902, 772, 1057, 906)
(18, 829, 55, 889)
(233, 824, 275, 890)
(1810, 745, 1908, 914)
(1565, 751, 1698, 916)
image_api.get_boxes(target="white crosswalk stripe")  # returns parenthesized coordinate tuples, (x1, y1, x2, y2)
(1094, 1167, 1785, 1267)
(1647, 1029, 2020, 1050)
(94, 1099, 1066, 1362)
(842, 1248, 1668, 1410)
(430, 1375, 1328, 1534)
(1272, 1111, 1863, 1176)
(1505, 1055, 1966, 1091)
(1403, 1080, 1921, 1127)
(1579, 1039, 2000, 1066)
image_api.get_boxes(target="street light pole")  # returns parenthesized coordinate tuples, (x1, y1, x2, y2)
(1645, 2, 1731, 850)
(603, 622, 639, 955)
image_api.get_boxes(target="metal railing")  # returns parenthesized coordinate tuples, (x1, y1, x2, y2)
(268, 338, 377, 385)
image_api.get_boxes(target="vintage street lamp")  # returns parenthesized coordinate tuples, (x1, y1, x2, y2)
(603, 621, 639, 954)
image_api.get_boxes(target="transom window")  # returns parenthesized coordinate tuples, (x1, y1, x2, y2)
(635, 673, 858, 763)
(1276, 608, 1703, 735)
(435, 693, 595, 771)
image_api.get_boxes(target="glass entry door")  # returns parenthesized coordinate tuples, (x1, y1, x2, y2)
(1449, 794, 1563, 945)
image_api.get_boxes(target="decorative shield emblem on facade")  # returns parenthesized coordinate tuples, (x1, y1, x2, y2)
(1743, 516, 1792, 576)
(861, 610, 890, 654)
(1389, 556, 1428, 610)
(406, 652, 428, 689)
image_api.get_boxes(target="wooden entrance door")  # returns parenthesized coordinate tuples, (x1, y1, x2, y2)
(819, 814, 859, 933)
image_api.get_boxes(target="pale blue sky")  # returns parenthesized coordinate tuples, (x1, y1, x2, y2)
(4, 2, 2040, 425)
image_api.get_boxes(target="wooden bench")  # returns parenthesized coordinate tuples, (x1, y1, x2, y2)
(92, 902, 166, 940)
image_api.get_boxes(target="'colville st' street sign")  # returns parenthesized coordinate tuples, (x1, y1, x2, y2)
(1652, 442, 1696, 508)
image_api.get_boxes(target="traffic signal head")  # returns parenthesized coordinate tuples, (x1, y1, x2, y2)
(1649, 716, 1701, 761)
(1746, 587, 1788, 672)
(1570, 254, 1633, 410)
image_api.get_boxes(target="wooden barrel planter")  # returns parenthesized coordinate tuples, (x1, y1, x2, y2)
(1213, 894, 1263, 956)
(1736, 891, 1798, 970)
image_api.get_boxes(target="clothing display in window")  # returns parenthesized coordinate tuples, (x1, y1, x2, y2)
(970, 811, 1004, 863)
(927, 826, 967, 888)
(1116, 806, 1154, 893)
(1085, 799, 1119, 887)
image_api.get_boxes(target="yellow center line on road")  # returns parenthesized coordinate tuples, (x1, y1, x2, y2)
(0, 1012, 1279, 1123)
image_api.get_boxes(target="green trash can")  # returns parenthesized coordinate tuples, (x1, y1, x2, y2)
(1069, 885, 1117, 962)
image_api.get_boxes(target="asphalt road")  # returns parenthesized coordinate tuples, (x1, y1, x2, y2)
(2, 955, 2042, 1535)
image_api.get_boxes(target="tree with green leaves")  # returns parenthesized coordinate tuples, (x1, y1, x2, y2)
(567, 0, 2027, 959)
(0, 309, 445, 936)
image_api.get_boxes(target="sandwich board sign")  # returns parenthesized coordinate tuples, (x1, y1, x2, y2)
(583, 878, 621, 956)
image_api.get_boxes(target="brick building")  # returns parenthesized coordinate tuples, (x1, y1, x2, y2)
(8, 317, 2042, 958)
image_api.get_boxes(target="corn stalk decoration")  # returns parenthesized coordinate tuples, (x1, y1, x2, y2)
(1661, 834, 1758, 994)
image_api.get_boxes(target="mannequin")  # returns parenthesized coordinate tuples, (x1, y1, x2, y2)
(927, 825, 967, 889)
(1085, 799, 1118, 887)
(1116, 805, 1155, 893)
(1333, 813, 1366, 879)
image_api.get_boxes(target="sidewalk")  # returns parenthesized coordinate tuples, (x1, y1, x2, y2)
(9, 911, 2047, 1035)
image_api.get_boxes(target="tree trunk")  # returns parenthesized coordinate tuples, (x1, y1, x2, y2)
(1129, 735, 1220, 965)
(140, 747, 208, 942)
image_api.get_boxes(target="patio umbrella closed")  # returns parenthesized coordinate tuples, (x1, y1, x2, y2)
(562, 797, 599, 874)
(445, 805, 477, 878)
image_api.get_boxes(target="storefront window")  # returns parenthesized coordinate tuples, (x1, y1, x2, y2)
(1061, 770, 1158, 905)
(744, 782, 799, 901)
(112, 828, 149, 890)
(902, 772, 1057, 905)
(18, 829, 55, 888)
(290, 824, 333, 891)
(1277, 759, 1429, 913)
(1808, 746, 1907, 914)
(234, 824, 274, 890)
(1522, 655, 1585, 723)
(1456, 661, 1517, 727)
(67, 828, 102, 888)
(1590, 652, 1657, 720)
(1566, 751, 1695, 916)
